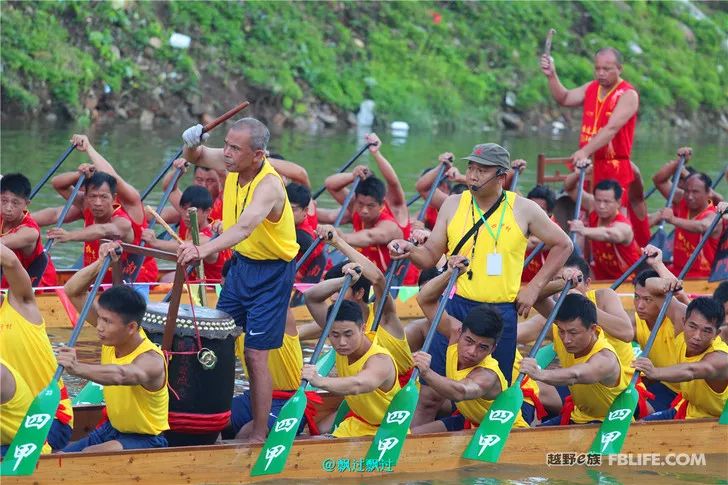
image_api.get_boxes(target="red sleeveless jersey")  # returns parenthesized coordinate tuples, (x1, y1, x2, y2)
(295, 211, 325, 282)
(352, 202, 418, 285)
(670, 199, 718, 278)
(580, 80, 637, 196)
(424, 205, 438, 231)
(209, 196, 223, 223)
(0, 212, 57, 288)
(83, 206, 158, 284)
(178, 220, 225, 282)
(588, 211, 641, 280)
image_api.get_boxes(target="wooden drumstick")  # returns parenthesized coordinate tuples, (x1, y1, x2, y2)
(144, 205, 184, 244)
(544, 28, 556, 57)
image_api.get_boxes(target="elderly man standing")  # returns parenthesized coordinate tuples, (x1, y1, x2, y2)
(177, 118, 299, 443)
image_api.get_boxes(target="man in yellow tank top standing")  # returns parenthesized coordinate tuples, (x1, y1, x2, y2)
(178, 118, 299, 443)
(59, 243, 169, 451)
(0, 244, 74, 451)
(521, 293, 627, 425)
(388, 143, 572, 423)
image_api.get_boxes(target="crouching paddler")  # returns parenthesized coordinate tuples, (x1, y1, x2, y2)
(59, 242, 169, 452)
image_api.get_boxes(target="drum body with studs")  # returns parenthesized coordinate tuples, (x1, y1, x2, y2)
(142, 302, 242, 447)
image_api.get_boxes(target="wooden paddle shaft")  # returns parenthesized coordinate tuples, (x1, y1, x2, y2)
(570, 167, 587, 244)
(656, 155, 686, 232)
(544, 28, 556, 56)
(30, 144, 76, 200)
(44, 173, 87, 254)
(187, 207, 208, 306)
(145, 205, 184, 243)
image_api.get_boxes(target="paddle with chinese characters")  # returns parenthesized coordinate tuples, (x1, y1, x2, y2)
(364, 264, 463, 467)
(0, 252, 115, 476)
(462, 280, 572, 463)
(251, 268, 359, 476)
(590, 207, 727, 454)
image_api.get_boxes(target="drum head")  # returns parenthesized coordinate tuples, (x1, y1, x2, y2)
(141, 303, 242, 339)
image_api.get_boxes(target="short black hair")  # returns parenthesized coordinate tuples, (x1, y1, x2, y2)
(0, 173, 31, 199)
(98, 286, 146, 325)
(286, 182, 311, 208)
(687, 172, 712, 192)
(451, 183, 468, 195)
(418, 266, 443, 287)
(462, 304, 504, 342)
(594, 179, 623, 201)
(686, 296, 725, 329)
(526, 185, 556, 213)
(325, 260, 372, 300)
(555, 293, 597, 328)
(564, 254, 591, 279)
(84, 171, 117, 195)
(634, 269, 659, 288)
(327, 299, 364, 325)
(180, 185, 213, 211)
(269, 152, 285, 160)
(355, 176, 386, 204)
(713, 281, 728, 305)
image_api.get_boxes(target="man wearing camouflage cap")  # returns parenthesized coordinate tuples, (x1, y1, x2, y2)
(389, 143, 572, 415)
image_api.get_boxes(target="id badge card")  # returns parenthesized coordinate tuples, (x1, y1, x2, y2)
(487, 253, 503, 276)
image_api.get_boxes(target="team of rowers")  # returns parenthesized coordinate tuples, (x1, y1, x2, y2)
(1, 46, 727, 457)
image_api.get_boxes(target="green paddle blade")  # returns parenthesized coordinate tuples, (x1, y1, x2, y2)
(305, 349, 335, 391)
(535, 343, 556, 369)
(72, 381, 104, 405)
(331, 399, 351, 433)
(0, 382, 60, 476)
(589, 383, 638, 455)
(462, 385, 523, 463)
(365, 378, 419, 466)
(250, 386, 307, 476)
(719, 400, 728, 425)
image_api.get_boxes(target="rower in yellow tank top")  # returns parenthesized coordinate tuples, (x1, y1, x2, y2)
(513, 349, 544, 423)
(634, 312, 680, 393)
(222, 158, 299, 261)
(0, 282, 74, 450)
(586, 290, 635, 376)
(446, 344, 529, 427)
(332, 339, 400, 437)
(102, 337, 169, 435)
(446, 190, 527, 303)
(674, 334, 728, 419)
(0, 359, 51, 456)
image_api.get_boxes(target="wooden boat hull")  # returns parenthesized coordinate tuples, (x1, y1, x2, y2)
(35, 278, 719, 329)
(4, 415, 725, 484)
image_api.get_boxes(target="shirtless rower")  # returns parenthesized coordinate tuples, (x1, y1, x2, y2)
(411, 256, 529, 433)
(0, 174, 57, 287)
(302, 263, 400, 438)
(47, 134, 158, 284)
(521, 293, 628, 425)
(635, 293, 728, 420)
(178, 118, 299, 442)
(59, 242, 168, 452)
(388, 142, 572, 425)
(0, 244, 73, 450)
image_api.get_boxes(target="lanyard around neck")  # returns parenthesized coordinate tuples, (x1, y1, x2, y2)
(472, 193, 507, 250)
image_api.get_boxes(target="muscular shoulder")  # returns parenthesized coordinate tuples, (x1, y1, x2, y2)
(365, 352, 396, 374)
(440, 193, 463, 220)
(133, 349, 166, 375)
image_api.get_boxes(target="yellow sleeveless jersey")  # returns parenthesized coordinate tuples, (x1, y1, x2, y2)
(446, 344, 528, 427)
(513, 349, 540, 408)
(446, 191, 527, 302)
(0, 359, 51, 454)
(102, 337, 169, 435)
(675, 334, 728, 419)
(236, 333, 302, 391)
(222, 159, 299, 261)
(363, 302, 375, 334)
(373, 325, 414, 377)
(586, 290, 635, 379)
(634, 312, 680, 393)
(0, 298, 73, 427)
(553, 326, 628, 423)
(333, 341, 400, 438)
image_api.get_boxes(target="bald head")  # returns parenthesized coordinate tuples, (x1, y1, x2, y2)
(595, 47, 623, 67)
(230, 117, 270, 152)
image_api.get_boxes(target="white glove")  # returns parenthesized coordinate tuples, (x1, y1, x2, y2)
(182, 124, 209, 148)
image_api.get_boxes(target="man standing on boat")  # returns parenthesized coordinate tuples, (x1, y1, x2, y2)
(0, 244, 73, 451)
(388, 143, 572, 423)
(541, 47, 639, 206)
(521, 293, 628, 425)
(60, 242, 169, 452)
(177, 118, 299, 443)
(635, 294, 728, 420)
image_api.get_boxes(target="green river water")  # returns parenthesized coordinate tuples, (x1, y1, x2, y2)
(2, 120, 727, 484)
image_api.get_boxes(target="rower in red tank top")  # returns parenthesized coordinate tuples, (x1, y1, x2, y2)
(587, 210, 641, 280)
(178, 220, 225, 282)
(0, 212, 57, 288)
(667, 190, 719, 279)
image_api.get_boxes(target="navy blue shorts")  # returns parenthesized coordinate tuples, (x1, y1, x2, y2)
(645, 380, 678, 411)
(539, 416, 601, 426)
(230, 390, 307, 435)
(442, 294, 517, 385)
(62, 421, 167, 451)
(217, 253, 295, 350)
(48, 419, 72, 451)
(521, 402, 536, 425)
(643, 407, 677, 421)
(439, 413, 466, 431)
(424, 330, 450, 379)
